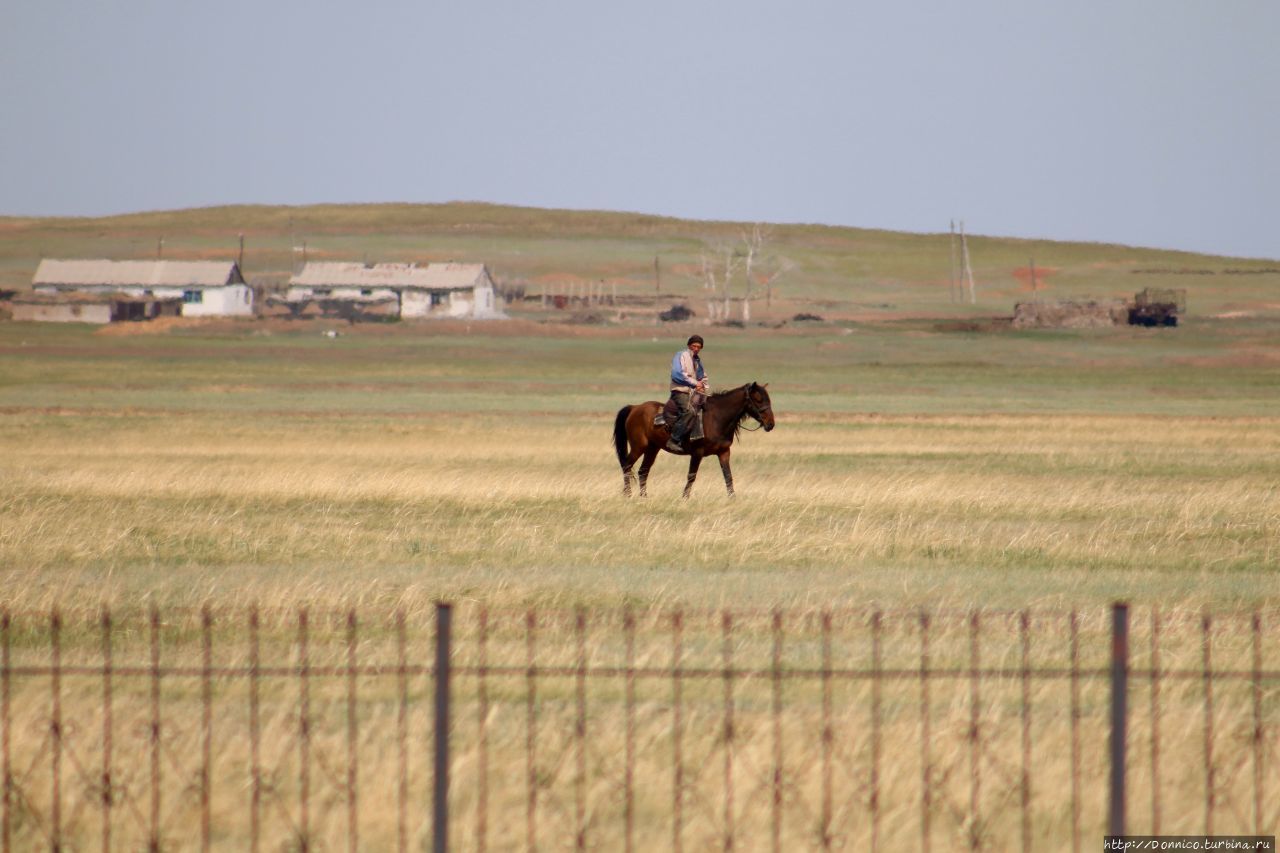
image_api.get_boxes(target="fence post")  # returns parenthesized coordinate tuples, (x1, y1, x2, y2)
(434, 603, 453, 853)
(1109, 602, 1129, 837)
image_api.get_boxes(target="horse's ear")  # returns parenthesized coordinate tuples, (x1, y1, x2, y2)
(763, 382, 769, 389)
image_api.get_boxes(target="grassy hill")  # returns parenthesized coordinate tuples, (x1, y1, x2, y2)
(3, 202, 1278, 319)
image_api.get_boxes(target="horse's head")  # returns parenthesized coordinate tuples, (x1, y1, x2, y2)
(745, 382, 774, 431)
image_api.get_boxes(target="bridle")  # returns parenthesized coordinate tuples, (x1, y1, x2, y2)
(740, 385, 772, 431)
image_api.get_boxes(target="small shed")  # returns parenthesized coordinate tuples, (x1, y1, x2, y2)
(33, 260, 253, 317)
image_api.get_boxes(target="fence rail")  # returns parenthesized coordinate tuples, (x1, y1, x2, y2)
(1, 603, 1277, 851)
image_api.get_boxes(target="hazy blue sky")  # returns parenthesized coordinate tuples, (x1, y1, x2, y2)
(3, 1, 1276, 258)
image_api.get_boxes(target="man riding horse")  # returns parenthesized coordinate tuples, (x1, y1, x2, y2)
(666, 334, 707, 452)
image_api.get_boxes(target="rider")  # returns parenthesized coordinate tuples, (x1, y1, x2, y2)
(666, 334, 708, 452)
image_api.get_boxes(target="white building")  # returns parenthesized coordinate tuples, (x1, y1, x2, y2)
(286, 262, 504, 319)
(32, 260, 253, 317)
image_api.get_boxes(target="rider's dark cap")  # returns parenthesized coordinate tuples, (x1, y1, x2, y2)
(687, 335, 704, 347)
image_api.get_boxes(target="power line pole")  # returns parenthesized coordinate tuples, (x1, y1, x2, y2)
(949, 220, 959, 303)
(960, 220, 976, 304)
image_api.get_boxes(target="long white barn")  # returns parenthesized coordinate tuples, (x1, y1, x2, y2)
(286, 262, 504, 319)
(32, 260, 253, 317)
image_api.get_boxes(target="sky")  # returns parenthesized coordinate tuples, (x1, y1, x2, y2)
(2, 1, 1277, 259)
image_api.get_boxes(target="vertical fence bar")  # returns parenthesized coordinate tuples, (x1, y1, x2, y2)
(771, 609, 783, 853)
(1020, 611, 1031, 853)
(347, 610, 359, 853)
(476, 607, 488, 853)
(201, 606, 213, 853)
(1109, 602, 1129, 838)
(624, 608, 636, 853)
(433, 603, 452, 853)
(722, 610, 735, 853)
(1, 609, 8, 853)
(1202, 612, 1214, 835)
(51, 609, 63, 853)
(968, 611, 980, 853)
(101, 609, 113, 853)
(821, 611, 833, 851)
(149, 606, 160, 853)
(1251, 610, 1263, 834)
(1150, 607, 1161, 834)
(918, 611, 930, 853)
(870, 610, 882, 853)
(575, 608, 587, 852)
(672, 609, 684, 853)
(395, 610, 409, 853)
(525, 608, 537, 853)
(299, 608, 311, 852)
(249, 607, 261, 853)
(1070, 610, 1080, 853)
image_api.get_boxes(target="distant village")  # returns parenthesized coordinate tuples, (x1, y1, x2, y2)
(7, 258, 507, 324)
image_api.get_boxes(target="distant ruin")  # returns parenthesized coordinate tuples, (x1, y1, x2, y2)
(1013, 288, 1185, 329)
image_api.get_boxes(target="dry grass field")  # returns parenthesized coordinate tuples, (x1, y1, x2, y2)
(0, 204, 1277, 848)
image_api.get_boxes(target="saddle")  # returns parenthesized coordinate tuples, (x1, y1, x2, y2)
(653, 394, 705, 440)
(655, 396, 681, 427)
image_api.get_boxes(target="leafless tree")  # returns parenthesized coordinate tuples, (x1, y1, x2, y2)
(694, 227, 795, 324)
(738, 225, 794, 322)
(700, 241, 742, 322)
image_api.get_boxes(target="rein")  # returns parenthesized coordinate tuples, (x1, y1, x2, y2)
(736, 386, 771, 431)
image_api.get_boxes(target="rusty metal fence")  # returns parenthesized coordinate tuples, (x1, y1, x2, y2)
(1, 603, 1277, 851)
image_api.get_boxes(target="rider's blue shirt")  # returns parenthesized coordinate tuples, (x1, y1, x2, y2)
(670, 348, 705, 390)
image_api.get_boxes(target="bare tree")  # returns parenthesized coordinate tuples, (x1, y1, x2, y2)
(694, 227, 795, 324)
(700, 241, 742, 322)
(739, 224, 794, 322)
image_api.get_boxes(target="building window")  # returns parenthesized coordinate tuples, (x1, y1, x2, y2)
(183, 290, 203, 304)
(361, 288, 373, 296)
(431, 292, 447, 306)
(314, 288, 332, 296)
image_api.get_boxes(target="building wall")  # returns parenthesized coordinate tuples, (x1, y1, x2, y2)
(174, 284, 253, 317)
(284, 285, 399, 303)
(472, 283, 503, 319)
(401, 289, 474, 318)
(33, 284, 254, 317)
(12, 302, 113, 323)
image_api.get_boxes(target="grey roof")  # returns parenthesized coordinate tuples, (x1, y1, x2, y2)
(34, 259, 243, 287)
(289, 262, 489, 290)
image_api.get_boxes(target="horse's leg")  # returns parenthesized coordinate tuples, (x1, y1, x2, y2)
(682, 454, 703, 499)
(623, 444, 645, 497)
(637, 446, 660, 497)
(718, 449, 734, 497)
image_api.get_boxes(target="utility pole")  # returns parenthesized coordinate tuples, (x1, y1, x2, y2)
(238, 234, 245, 271)
(949, 220, 959, 303)
(1029, 258, 1037, 292)
(157, 236, 164, 259)
(654, 255, 661, 294)
(960, 220, 976, 304)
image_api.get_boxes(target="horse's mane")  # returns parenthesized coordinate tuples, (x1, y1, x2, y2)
(708, 383, 756, 439)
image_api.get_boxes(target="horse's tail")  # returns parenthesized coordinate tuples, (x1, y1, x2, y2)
(612, 405, 633, 468)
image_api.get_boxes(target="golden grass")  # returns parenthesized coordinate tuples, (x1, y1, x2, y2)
(2, 409, 1277, 847)
(2, 411, 1276, 611)
(1, 603, 1276, 850)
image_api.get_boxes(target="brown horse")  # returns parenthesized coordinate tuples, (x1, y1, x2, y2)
(612, 382, 774, 498)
